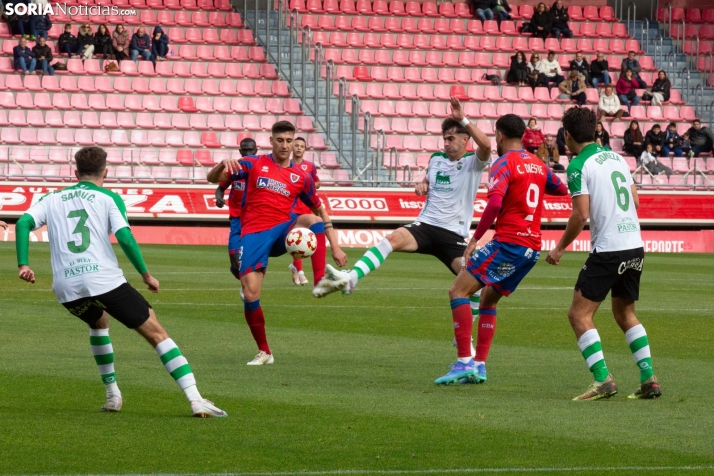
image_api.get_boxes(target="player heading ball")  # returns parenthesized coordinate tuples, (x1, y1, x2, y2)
(15, 146, 227, 417)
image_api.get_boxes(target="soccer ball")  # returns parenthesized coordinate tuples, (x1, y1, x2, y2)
(285, 227, 318, 258)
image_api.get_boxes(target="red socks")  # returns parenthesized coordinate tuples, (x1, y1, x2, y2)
(475, 307, 497, 362)
(292, 257, 303, 272)
(450, 298, 474, 359)
(311, 231, 326, 286)
(244, 300, 270, 354)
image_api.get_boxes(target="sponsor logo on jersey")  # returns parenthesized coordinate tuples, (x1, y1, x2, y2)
(63, 263, 100, 279)
(618, 257, 643, 274)
(261, 166, 270, 172)
(490, 262, 515, 279)
(290, 173, 300, 184)
(232, 181, 245, 191)
(435, 171, 451, 185)
(617, 217, 639, 233)
(256, 177, 291, 197)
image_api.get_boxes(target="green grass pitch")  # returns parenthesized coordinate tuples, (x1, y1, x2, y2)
(1, 242, 713, 476)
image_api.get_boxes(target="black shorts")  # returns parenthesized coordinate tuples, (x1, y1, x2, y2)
(61, 282, 152, 329)
(403, 222, 467, 275)
(575, 247, 644, 302)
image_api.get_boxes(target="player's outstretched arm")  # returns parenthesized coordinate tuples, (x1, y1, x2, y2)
(115, 227, 159, 293)
(449, 96, 491, 162)
(312, 206, 348, 267)
(414, 175, 429, 196)
(15, 214, 36, 284)
(207, 158, 241, 183)
(546, 194, 590, 265)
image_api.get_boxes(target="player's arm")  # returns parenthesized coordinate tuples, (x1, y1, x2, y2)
(449, 97, 491, 162)
(0, 220, 7, 230)
(544, 168, 569, 196)
(631, 184, 640, 210)
(16, 213, 37, 284)
(546, 194, 590, 265)
(207, 158, 244, 183)
(215, 182, 229, 208)
(310, 205, 348, 267)
(415, 173, 429, 196)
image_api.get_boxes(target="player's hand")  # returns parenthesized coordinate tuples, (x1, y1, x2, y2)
(0, 220, 7, 230)
(414, 181, 429, 196)
(18, 265, 35, 284)
(221, 158, 242, 175)
(332, 247, 348, 267)
(449, 96, 464, 122)
(546, 247, 564, 265)
(142, 272, 160, 293)
(215, 196, 225, 208)
(461, 239, 479, 269)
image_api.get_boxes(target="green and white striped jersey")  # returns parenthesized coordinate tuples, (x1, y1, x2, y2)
(417, 151, 489, 239)
(567, 143, 643, 253)
(26, 181, 130, 303)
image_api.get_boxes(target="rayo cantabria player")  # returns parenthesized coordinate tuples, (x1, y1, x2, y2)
(15, 146, 227, 417)
(546, 107, 661, 401)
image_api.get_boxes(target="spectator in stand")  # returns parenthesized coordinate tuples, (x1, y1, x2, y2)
(556, 126, 567, 155)
(558, 69, 587, 105)
(590, 52, 611, 88)
(662, 122, 682, 158)
(13, 36, 36, 74)
(130, 27, 153, 62)
(31, 35, 53, 75)
(77, 23, 95, 60)
(14, 0, 35, 40)
(151, 26, 169, 61)
(58, 23, 79, 57)
(643, 70, 671, 106)
(616, 68, 640, 111)
(640, 143, 673, 177)
(620, 51, 647, 88)
(569, 52, 590, 86)
(644, 124, 665, 156)
(623, 120, 644, 159)
(523, 118, 545, 153)
(681, 132, 693, 159)
(491, 0, 512, 23)
(598, 85, 625, 121)
(595, 122, 610, 149)
(550, 0, 573, 39)
(527, 53, 547, 90)
(537, 50, 564, 89)
(686, 120, 714, 157)
(32, 7, 51, 40)
(530, 3, 552, 40)
(112, 24, 130, 63)
(507, 51, 528, 86)
(537, 135, 565, 171)
(94, 24, 114, 59)
(468, 0, 495, 22)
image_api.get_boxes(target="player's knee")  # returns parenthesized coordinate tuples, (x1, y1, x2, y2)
(448, 283, 468, 300)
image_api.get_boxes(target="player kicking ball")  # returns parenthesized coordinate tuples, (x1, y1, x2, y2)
(546, 107, 661, 401)
(288, 136, 321, 287)
(439, 114, 569, 385)
(314, 98, 491, 345)
(14, 147, 227, 417)
(207, 121, 348, 366)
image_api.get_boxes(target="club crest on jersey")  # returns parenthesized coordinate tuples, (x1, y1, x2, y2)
(301, 164, 308, 170)
(257, 176, 290, 197)
(456, 162, 463, 170)
(290, 173, 300, 183)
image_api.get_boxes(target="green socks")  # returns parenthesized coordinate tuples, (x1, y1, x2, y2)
(155, 338, 202, 402)
(626, 324, 654, 383)
(90, 328, 121, 397)
(348, 238, 393, 286)
(577, 329, 610, 383)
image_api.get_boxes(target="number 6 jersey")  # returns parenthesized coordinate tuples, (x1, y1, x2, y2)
(567, 143, 643, 252)
(25, 181, 130, 303)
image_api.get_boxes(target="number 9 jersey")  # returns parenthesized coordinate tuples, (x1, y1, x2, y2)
(487, 150, 565, 251)
(25, 182, 130, 303)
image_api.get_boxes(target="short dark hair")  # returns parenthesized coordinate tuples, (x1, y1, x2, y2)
(441, 118, 467, 135)
(652, 123, 661, 130)
(74, 147, 107, 178)
(271, 120, 296, 135)
(668, 122, 677, 128)
(239, 138, 256, 149)
(628, 50, 636, 55)
(693, 119, 701, 125)
(495, 114, 526, 140)
(547, 50, 555, 56)
(294, 136, 306, 144)
(562, 107, 597, 144)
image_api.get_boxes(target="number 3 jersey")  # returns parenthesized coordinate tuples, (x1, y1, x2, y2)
(25, 182, 130, 303)
(487, 150, 564, 250)
(567, 143, 643, 252)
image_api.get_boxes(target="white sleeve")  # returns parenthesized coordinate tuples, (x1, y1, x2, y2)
(27, 195, 49, 229)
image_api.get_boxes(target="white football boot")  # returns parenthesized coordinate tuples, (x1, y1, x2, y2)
(101, 395, 123, 413)
(288, 264, 302, 285)
(247, 350, 274, 366)
(312, 265, 350, 298)
(298, 271, 309, 285)
(191, 399, 228, 418)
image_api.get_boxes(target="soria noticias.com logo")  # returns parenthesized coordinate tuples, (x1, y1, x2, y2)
(4, 3, 137, 16)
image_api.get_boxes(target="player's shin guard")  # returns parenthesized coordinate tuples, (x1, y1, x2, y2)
(155, 338, 202, 402)
(309, 222, 326, 286)
(348, 238, 393, 287)
(451, 298, 474, 361)
(90, 329, 121, 398)
(578, 329, 610, 383)
(475, 307, 497, 364)
(244, 299, 271, 354)
(625, 324, 654, 383)
(292, 257, 303, 272)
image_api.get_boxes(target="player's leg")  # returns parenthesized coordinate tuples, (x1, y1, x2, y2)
(470, 286, 504, 383)
(240, 270, 273, 365)
(294, 213, 327, 287)
(227, 217, 242, 281)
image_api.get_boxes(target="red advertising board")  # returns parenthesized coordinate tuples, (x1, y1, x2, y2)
(1, 183, 713, 225)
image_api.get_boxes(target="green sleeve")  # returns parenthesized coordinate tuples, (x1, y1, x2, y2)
(115, 227, 148, 275)
(15, 214, 35, 267)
